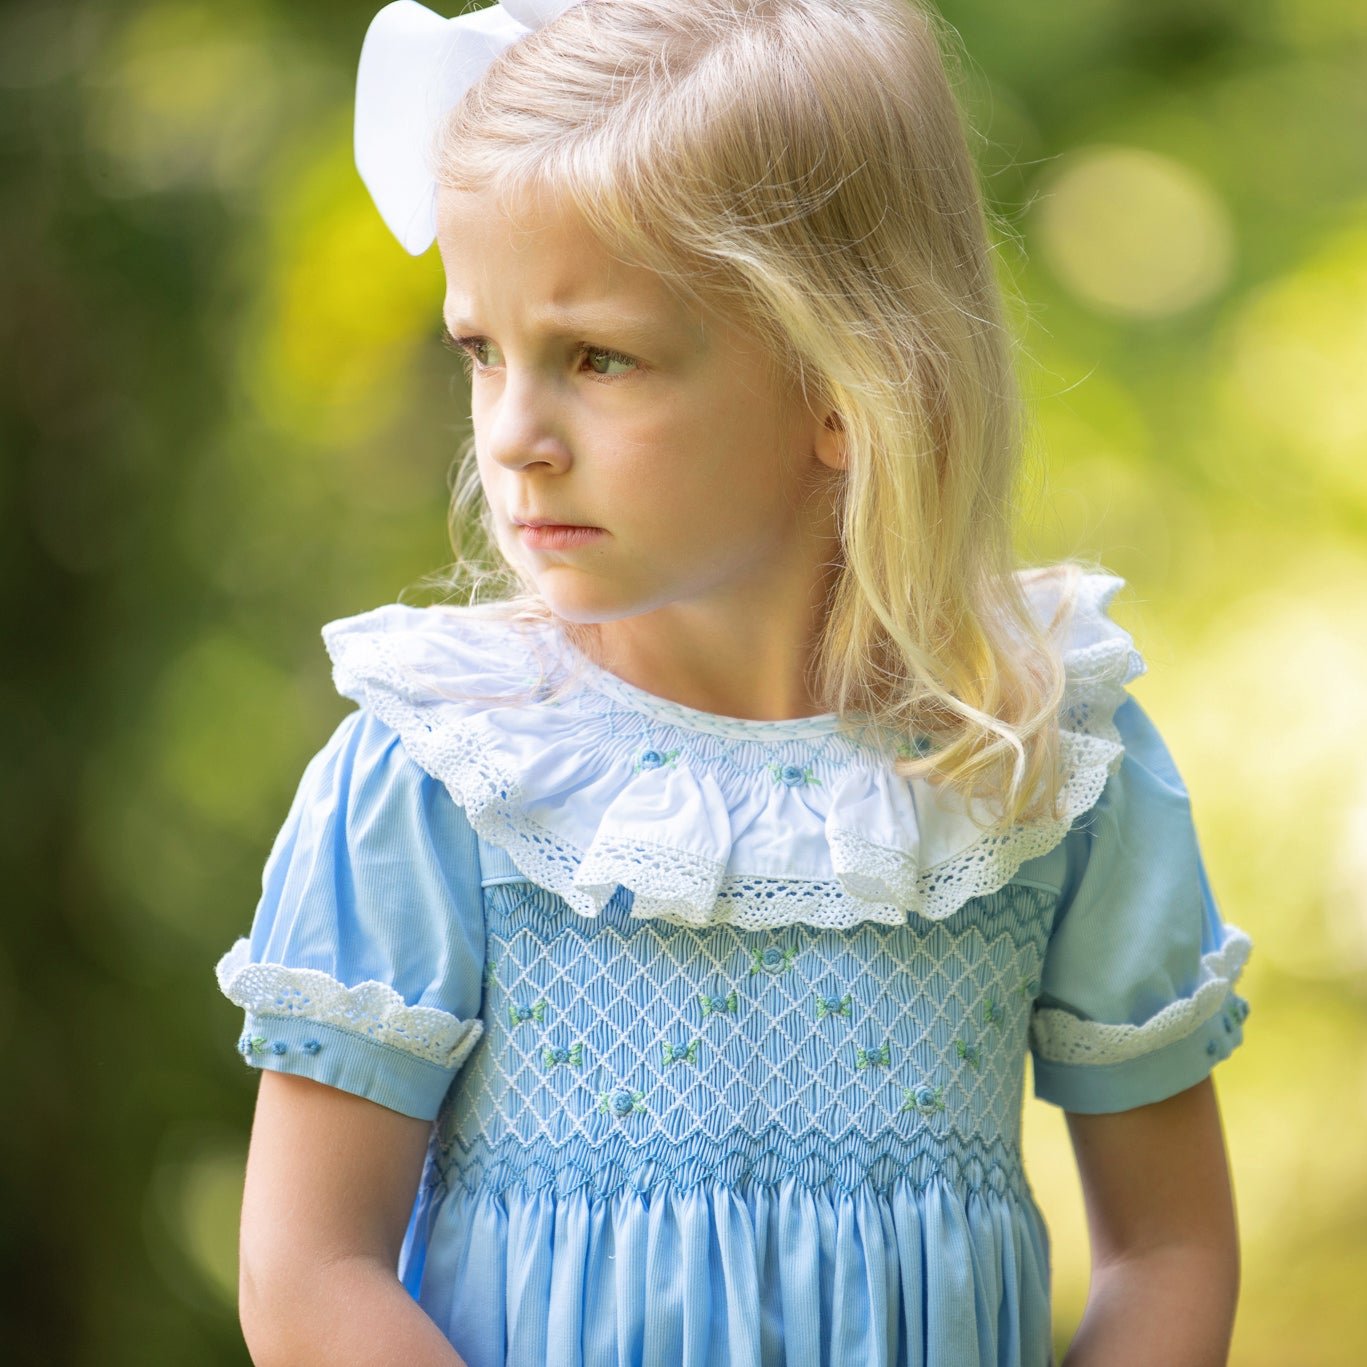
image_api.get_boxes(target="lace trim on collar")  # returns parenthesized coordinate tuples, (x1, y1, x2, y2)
(321, 572, 1145, 930)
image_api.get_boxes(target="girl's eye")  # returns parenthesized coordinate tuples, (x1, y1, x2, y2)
(584, 347, 638, 377)
(448, 336, 492, 373)
(443, 334, 639, 381)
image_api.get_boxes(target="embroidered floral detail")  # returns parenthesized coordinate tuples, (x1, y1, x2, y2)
(855, 1042, 891, 1069)
(270, 1040, 288, 1055)
(216, 940, 484, 1071)
(770, 761, 819, 788)
(599, 1087, 646, 1117)
(1206, 1039, 1219, 1056)
(301, 1039, 322, 1055)
(699, 990, 739, 1016)
(483, 959, 498, 989)
(955, 1038, 982, 1070)
(894, 734, 934, 760)
(751, 944, 797, 975)
(1221, 996, 1249, 1034)
(902, 1083, 946, 1115)
(1016, 977, 1039, 1001)
(816, 993, 853, 1019)
(634, 746, 681, 773)
(508, 999, 548, 1028)
(240, 1034, 268, 1056)
(318, 571, 1154, 932)
(983, 996, 1003, 1029)
(661, 1040, 700, 1066)
(542, 1042, 584, 1069)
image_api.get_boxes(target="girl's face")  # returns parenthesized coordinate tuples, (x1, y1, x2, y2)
(434, 183, 844, 639)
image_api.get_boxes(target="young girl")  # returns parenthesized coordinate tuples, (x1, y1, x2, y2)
(216, 1, 1253, 1363)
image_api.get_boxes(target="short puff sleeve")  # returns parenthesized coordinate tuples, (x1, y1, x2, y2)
(1028, 695, 1253, 1114)
(215, 707, 486, 1121)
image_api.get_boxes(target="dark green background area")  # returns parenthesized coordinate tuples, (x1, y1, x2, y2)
(4, 0, 1363, 1361)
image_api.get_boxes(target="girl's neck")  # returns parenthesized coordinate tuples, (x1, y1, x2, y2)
(558, 610, 835, 725)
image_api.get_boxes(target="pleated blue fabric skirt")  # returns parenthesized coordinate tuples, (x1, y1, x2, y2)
(400, 1169, 1054, 1366)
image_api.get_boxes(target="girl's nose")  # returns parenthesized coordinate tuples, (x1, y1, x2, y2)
(482, 375, 572, 472)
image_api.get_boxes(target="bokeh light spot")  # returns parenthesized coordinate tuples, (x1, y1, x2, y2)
(81, 1, 302, 195)
(151, 628, 301, 838)
(146, 1127, 245, 1311)
(1215, 218, 1367, 505)
(1034, 145, 1234, 317)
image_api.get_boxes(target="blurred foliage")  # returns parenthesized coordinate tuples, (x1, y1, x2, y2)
(3, 0, 1365, 1361)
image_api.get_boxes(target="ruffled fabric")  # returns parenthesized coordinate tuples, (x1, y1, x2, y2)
(406, 1174, 1054, 1367)
(321, 570, 1145, 931)
(1031, 920, 1252, 1069)
(215, 938, 485, 1071)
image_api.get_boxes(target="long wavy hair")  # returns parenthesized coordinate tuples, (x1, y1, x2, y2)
(409, 0, 1109, 832)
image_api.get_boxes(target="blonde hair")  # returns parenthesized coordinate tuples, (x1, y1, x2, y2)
(411, 0, 1108, 832)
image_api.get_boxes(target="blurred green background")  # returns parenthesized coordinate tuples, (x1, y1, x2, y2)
(4, 0, 1364, 1361)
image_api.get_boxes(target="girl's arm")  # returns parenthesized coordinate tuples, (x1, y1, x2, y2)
(1060, 1075, 1240, 1367)
(238, 1071, 468, 1367)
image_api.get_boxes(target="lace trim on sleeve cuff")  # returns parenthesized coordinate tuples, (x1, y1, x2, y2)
(215, 937, 484, 1071)
(1028, 923, 1253, 1067)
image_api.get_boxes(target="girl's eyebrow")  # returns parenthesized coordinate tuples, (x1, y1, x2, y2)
(441, 309, 663, 339)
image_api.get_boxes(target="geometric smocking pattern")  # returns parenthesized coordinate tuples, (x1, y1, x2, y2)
(429, 878, 1058, 1205)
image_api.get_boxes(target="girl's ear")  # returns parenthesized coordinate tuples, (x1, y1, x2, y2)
(814, 409, 847, 472)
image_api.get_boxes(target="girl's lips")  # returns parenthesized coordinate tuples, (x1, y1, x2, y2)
(517, 524, 606, 549)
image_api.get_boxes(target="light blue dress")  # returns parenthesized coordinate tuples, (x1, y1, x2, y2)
(216, 572, 1253, 1367)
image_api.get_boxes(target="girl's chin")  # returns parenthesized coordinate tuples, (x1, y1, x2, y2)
(530, 585, 653, 626)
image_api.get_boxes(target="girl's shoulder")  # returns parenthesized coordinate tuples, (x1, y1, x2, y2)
(317, 578, 1144, 935)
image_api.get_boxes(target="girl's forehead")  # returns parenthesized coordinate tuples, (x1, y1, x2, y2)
(436, 181, 593, 243)
(440, 184, 618, 276)
(436, 185, 704, 332)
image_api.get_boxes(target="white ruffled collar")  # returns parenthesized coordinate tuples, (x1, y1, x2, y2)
(321, 571, 1145, 931)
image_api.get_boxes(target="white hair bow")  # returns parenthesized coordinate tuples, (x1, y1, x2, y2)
(354, 0, 587, 256)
